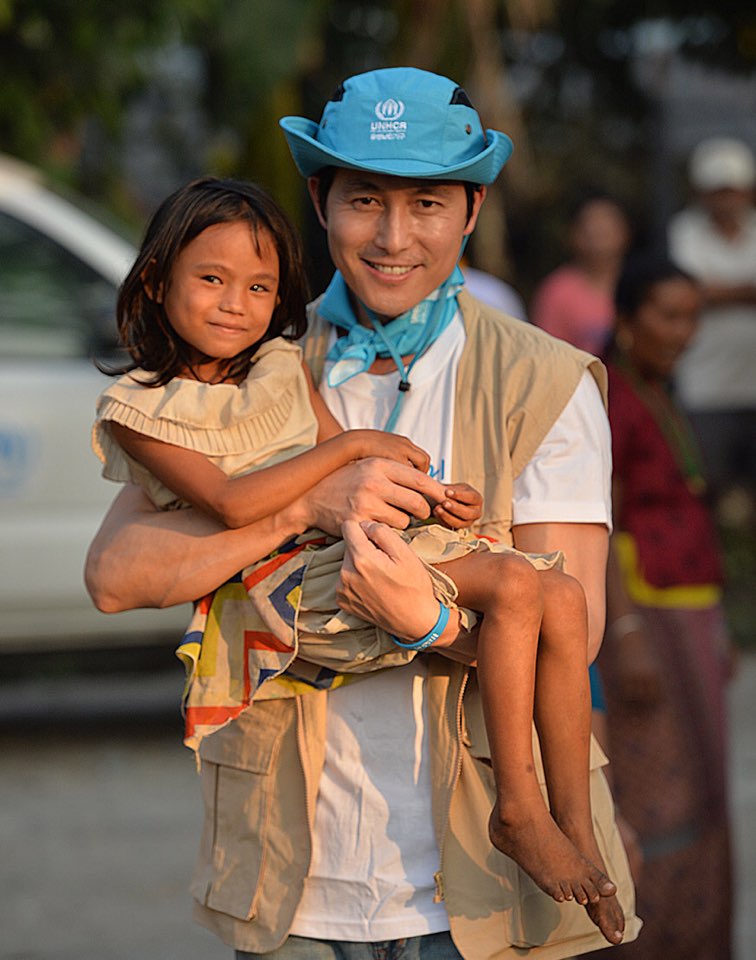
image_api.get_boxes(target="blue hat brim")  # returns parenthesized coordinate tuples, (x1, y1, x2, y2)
(279, 116, 513, 185)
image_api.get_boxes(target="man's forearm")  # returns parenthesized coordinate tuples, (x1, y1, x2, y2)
(702, 281, 756, 308)
(86, 460, 442, 614)
(85, 485, 308, 612)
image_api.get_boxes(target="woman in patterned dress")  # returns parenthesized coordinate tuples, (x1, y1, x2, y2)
(595, 253, 735, 959)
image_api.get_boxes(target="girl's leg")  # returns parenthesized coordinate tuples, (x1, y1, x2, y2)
(437, 551, 617, 915)
(535, 569, 625, 942)
(533, 569, 593, 845)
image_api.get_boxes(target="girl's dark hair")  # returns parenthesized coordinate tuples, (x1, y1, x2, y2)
(115, 176, 309, 385)
(614, 251, 696, 319)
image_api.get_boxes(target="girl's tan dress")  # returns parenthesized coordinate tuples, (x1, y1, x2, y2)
(93, 337, 562, 752)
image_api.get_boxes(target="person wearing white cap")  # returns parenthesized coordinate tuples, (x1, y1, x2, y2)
(668, 136, 756, 507)
(86, 67, 639, 959)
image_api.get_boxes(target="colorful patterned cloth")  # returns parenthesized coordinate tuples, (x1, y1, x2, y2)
(176, 523, 563, 756)
(176, 530, 356, 753)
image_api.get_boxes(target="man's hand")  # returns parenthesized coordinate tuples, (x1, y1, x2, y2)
(337, 520, 478, 663)
(337, 520, 440, 637)
(302, 458, 448, 535)
(431, 482, 483, 530)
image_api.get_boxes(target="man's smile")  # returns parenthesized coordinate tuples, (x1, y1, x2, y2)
(363, 260, 417, 277)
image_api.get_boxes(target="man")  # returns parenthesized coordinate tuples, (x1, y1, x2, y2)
(668, 136, 756, 510)
(86, 67, 639, 959)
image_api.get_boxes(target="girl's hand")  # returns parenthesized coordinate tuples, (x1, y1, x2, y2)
(345, 429, 431, 472)
(431, 482, 483, 529)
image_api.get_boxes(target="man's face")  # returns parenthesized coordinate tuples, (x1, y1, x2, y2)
(308, 170, 485, 325)
(699, 186, 754, 223)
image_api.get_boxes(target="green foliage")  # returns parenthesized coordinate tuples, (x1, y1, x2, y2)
(176, 0, 329, 217)
(1, 0, 754, 245)
(0, 0, 178, 175)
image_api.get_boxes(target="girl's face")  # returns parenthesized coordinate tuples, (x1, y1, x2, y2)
(619, 276, 700, 379)
(161, 220, 279, 380)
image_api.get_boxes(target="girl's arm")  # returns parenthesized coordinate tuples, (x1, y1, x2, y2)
(86, 462, 448, 612)
(108, 403, 429, 529)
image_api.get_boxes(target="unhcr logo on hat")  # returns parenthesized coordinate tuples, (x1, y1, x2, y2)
(375, 99, 405, 121)
(371, 98, 407, 140)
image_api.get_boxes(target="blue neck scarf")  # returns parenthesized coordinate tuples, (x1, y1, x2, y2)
(320, 265, 465, 431)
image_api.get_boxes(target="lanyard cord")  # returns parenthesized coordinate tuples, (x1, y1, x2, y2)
(366, 238, 469, 433)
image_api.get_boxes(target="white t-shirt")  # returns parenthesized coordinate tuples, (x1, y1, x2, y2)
(290, 314, 611, 941)
(669, 206, 756, 410)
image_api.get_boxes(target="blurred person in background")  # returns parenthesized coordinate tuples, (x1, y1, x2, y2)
(593, 253, 734, 960)
(460, 256, 528, 320)
(531, 192, 633, 356)
(668, 137, 756, 518)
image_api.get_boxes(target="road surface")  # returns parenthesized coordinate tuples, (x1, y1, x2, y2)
(1, 654, 754, 959)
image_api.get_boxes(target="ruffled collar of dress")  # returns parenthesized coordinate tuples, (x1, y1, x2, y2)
(121, 337, 302, 429)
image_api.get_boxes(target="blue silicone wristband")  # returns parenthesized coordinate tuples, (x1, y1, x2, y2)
(389, 601, 450, 651)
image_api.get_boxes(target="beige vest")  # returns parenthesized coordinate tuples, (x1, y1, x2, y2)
(190, 294, 639, 957)
(303, 289, 607, 543)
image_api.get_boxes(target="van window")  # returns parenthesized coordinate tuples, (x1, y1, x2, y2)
(0, 212, 119, 359)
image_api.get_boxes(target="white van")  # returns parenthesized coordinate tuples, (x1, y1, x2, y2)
(0, 155, 189, 651)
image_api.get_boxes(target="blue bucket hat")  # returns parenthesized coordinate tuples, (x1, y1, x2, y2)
(280, 67, 513, 185)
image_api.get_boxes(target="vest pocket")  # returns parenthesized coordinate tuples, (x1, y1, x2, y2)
(190, 704, 288, 921)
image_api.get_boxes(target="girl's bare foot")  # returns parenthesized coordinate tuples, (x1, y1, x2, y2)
(586, 896, 625, 945)
(488, 804, 615, 906)
(556, 815, 625, 944)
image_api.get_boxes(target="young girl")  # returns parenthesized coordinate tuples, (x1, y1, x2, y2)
(92, 177, 623, 944)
